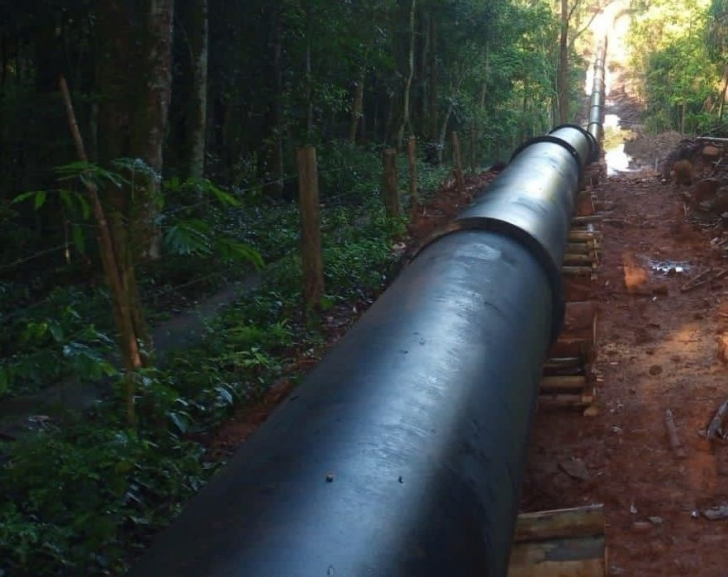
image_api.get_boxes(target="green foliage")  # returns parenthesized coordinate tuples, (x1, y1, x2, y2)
(0, 286, 115, 398)
(0, 422, 212, 576)
(629, 0, 720, 133)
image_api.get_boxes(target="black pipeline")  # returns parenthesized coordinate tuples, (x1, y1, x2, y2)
(127, 125, 599, 577)
(588, 36, 608, 144)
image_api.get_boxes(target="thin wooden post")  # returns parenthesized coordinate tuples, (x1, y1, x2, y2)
(451, 131, 465, 195)
(296, 146, 324, 310)
(407, 136, 418, 214)
(382, 148, 401, 218)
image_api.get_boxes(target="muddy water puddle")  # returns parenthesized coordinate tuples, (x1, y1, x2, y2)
(648, 259, 691, 275)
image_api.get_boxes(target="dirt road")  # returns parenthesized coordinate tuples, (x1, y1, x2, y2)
(522, 166, 728, 575)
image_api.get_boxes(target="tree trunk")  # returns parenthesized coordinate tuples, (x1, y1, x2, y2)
(428, 17, 438, 156)
(129, 0, 174, 261)
(180, 0, 208, 180)
(261, 1, 284, 197)
(719, 64, 728, 122)
(557, 0, 569, 125)
(349, 76, 365, 143)
(398, 0, 416, 147)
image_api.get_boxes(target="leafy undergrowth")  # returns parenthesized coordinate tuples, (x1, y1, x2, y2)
(0, 199, 411, 576)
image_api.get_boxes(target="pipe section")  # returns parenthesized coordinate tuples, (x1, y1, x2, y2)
(128, 132, 598, 576)
(587, 37, 608, 144)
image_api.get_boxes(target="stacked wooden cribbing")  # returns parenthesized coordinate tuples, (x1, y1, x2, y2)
(540, 168, 602, 414)
(508, 505, 607, 577)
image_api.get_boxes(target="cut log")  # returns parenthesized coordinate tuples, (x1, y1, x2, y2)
(573, 215, 605, 224)
(664, 409, 687, 459)
(543, 357, 583, 370)
(538, 391, 594, 409)
(508, 537, 606, 577)
(563, 266, 595, 277)
(513, 505, 604, 542)
(569, 230, 601, 242)
(541, 375, 587, 392)
(566, 242, 591, 254)
(564, 253, 595, 266)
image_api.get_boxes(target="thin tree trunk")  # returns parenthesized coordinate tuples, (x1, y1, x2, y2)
(261, 1, 284, 197)
(557, 0, 570, 125)
(349, 76, 365, 143)
(398, 0, 416, 147)
(429, 18, 438, 149)
(719, 64, 728, 122)
(60, 76, 144, 426)
(184, 0, 208, 180)
(128, 0, 175, 261)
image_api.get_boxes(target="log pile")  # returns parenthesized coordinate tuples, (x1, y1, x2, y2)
(508, 505, 607, 577)
(539, 177, 601, 413)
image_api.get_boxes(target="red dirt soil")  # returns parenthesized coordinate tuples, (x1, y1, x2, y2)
(521, 168, 728, 576)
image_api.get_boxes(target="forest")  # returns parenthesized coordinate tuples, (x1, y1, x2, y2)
(1, 0, 728, 574)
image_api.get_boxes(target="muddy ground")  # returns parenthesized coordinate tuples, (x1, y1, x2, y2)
(521, 154, 728, 575)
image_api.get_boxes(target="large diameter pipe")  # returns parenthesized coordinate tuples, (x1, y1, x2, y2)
(428, 124, 596, 340)
(588, 37, 608, 144)
(128, 231, 553, 577)
(127, 127, 593, 577)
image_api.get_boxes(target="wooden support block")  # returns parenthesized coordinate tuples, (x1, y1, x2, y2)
(568, 230, 601, 242)
(543, 357, 583, 370)
(538, 391, 594, 409)
(575, 192, 595, 216)
(541, 375, 587, 392)
(513, 505, 604, 542)
(508, 537, 606, 577)
(509, 506, 606, 577)
(564, 253, 595, 266)
(566, 242, 591, 255)
(572, 215, 604, 224)
(563, 266, 595, 277)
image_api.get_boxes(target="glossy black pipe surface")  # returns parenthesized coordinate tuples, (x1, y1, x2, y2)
(128, 231, 553, 577)
(588, 37, 608, 144)
(428, 124, 595, 339)
(128, 125, 598, 577)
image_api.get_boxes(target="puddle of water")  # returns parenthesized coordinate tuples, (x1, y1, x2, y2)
(603, 114, 638, 176)
(648, 260, 691, 275)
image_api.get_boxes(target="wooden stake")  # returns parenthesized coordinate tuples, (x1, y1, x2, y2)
(382, 148, 401, 218)
(451, 131, 465, 195)
(297, 146, 325, 310)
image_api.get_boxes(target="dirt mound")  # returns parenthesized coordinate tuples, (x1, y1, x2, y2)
(623, 130, 688, 171)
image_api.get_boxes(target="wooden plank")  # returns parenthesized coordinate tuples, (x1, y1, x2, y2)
(513, 505, 604, 543)
(541, 375, 587, 392)
(508, 537, 605, 577)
